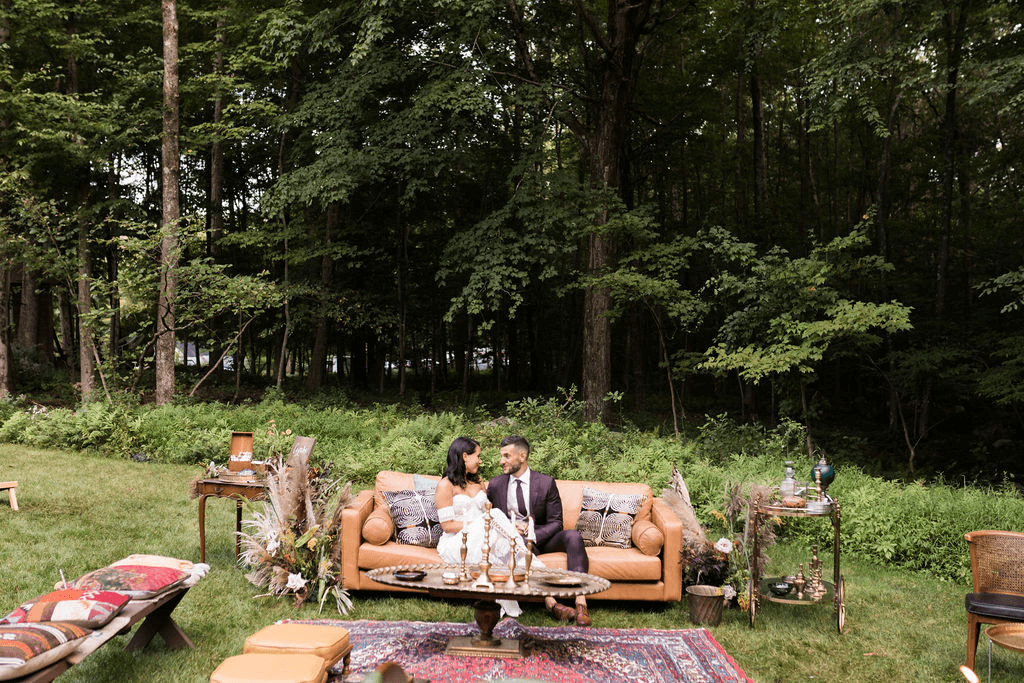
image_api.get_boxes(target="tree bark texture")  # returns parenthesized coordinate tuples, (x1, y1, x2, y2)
(156, 0, 180, 405)
(0, 266, 10, 397)
(305, 202, 337, 391)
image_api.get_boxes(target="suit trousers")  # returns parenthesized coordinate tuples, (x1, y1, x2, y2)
(539, 529, 589, 574)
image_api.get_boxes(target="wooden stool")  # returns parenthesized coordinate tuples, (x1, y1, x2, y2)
(244, 622, 351, 679)
(210, 653, 327, 683)
(0, 482, 17, 511)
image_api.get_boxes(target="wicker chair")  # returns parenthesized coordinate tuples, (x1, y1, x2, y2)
(964, 530, 1024, 669)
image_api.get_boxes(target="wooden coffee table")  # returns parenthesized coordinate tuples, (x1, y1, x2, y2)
(367, 563, 610, 658)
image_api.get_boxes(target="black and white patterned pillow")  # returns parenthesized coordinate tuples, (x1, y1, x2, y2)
(577, 487, 646, 549)
(383, 489, 442, 548)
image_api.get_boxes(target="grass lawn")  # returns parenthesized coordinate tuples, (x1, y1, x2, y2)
(0, 445, 1000, 682)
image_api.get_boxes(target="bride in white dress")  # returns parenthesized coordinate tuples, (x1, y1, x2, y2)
(434, 437, 542, 617)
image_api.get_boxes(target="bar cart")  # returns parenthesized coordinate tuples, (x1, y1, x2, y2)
(748, 493, 845, 633)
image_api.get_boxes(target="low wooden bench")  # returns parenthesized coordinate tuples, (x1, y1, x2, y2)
(0, 481, 17, 511)
(9, 584, 195, 683)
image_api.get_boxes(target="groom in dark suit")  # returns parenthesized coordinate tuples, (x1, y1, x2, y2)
(488, 435, 592, 626)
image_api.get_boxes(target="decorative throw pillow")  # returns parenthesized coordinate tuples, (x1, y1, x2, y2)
(382, 489, 442, 548)
(412, 473, 438, 494)
(110, 554, 193, 571)
(0, 589, 130, 629)
(0, 622, 91, 681)
(362, 506, 395, 546)
(577, 486, 647, 549)
(69, 564, 187, 599)
(631, 520, 666, 556)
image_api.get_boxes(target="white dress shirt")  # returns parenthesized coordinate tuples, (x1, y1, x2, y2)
(507, 467, 532, 520)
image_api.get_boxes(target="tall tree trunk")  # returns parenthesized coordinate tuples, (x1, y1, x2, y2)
(936, 0, 968, 319)
(750, 63, 767, 234)
(156, 0, 181, 405)
(397, 220, 409, 398)
(65, 19, 96, 401)
(506, 0, 654, 424)
(0, 266, 10, 397)
(16, 268, 38, 351)
(58, 293, 75, 370)
(208, 9, 227, 374)
(305, 203, 337, 391)
(77, 199, 96, 401)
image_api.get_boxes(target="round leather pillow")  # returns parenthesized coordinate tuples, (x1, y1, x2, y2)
(362, 508, 395, 545)
(632, 520, 665, 556)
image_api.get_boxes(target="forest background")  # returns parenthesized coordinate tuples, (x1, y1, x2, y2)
(1, 0, 1023, 486)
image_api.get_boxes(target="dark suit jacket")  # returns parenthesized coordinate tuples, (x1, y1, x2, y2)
(487, 470, 563, 548)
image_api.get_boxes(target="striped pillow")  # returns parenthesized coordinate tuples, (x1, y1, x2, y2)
(0, 622, 91, 681)
(1, 589, 130, 629)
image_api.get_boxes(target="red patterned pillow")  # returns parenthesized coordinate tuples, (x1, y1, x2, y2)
(0, 622, 91, 681)
(1, 589, 130, 628)
(69, 564, 187, 599)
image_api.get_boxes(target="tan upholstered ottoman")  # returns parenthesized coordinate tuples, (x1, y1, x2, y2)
(210, 653, 327, 683)
(243, 622, 352, 678)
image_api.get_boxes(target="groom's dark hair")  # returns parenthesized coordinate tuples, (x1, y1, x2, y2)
(499, 435, 530, 455)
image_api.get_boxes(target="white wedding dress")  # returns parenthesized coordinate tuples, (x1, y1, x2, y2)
(436, 490, 543, 617)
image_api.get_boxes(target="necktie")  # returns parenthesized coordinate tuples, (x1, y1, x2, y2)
(516, 478, 528, 517)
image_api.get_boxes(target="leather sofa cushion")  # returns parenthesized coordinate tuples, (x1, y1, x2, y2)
(244, 623, 350, 667)
(210, 653, 327, 683)
(632, 520, 665, 556)
(537, 546, 663, 582)
(558, 481, 653, 529)
(965, 592, 1024, 620)
(358, 542, 444, 569)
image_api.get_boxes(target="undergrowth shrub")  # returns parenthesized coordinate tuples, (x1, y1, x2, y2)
(0, 390, 1019, 583)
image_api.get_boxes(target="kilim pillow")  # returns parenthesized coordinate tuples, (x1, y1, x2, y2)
(0, 622, 91, 681)
(69, 564, 187, 599)
(0, 589, 130, 629)
(577, 486, 647, 549)
(382, 489, 442, 548)
(110, 554, 193, 571)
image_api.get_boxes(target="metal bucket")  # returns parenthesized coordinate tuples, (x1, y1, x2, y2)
(686, 584, 724, 626)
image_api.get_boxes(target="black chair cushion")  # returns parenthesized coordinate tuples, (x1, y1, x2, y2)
(966, 592, 1024, 621)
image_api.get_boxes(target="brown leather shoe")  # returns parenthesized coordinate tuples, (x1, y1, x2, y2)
(548, 602, 576, 622)
(575, 603, 592, 627)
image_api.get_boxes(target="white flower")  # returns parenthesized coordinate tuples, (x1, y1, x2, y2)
(266, 532, 281, 555)
(714, 537, 734, 555)
(721, 584, 737, 601)
(286, 573, 307, 592)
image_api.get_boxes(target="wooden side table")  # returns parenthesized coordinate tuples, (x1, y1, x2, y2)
(196, 478, 266, 562)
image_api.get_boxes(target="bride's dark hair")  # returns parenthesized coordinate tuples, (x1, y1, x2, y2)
(444, 436, 481, 488)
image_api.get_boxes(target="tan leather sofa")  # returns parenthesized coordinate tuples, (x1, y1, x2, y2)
(340, 470, 683, 602)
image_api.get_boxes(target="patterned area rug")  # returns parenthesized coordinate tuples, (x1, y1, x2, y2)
(304, 618, 753, 683)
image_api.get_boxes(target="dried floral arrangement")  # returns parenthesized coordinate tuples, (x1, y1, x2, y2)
(238, 442, 354, 613)
(681, 481, 776, 609)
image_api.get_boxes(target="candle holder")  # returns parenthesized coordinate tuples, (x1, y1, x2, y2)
(524, 540, 534, 580)
(473, 503, 493, 588)
(505, 542, 518, 590)
(459, 530, 471, 582)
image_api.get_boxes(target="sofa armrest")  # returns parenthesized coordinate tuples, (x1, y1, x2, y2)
(341, 489, 375, 588)
(652, 497, 683, 602)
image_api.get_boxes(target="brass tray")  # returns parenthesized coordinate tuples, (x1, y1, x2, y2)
(988, 624, 1024, 653)
(759, 577, 833, 605)
(540, 575, 584, 587)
